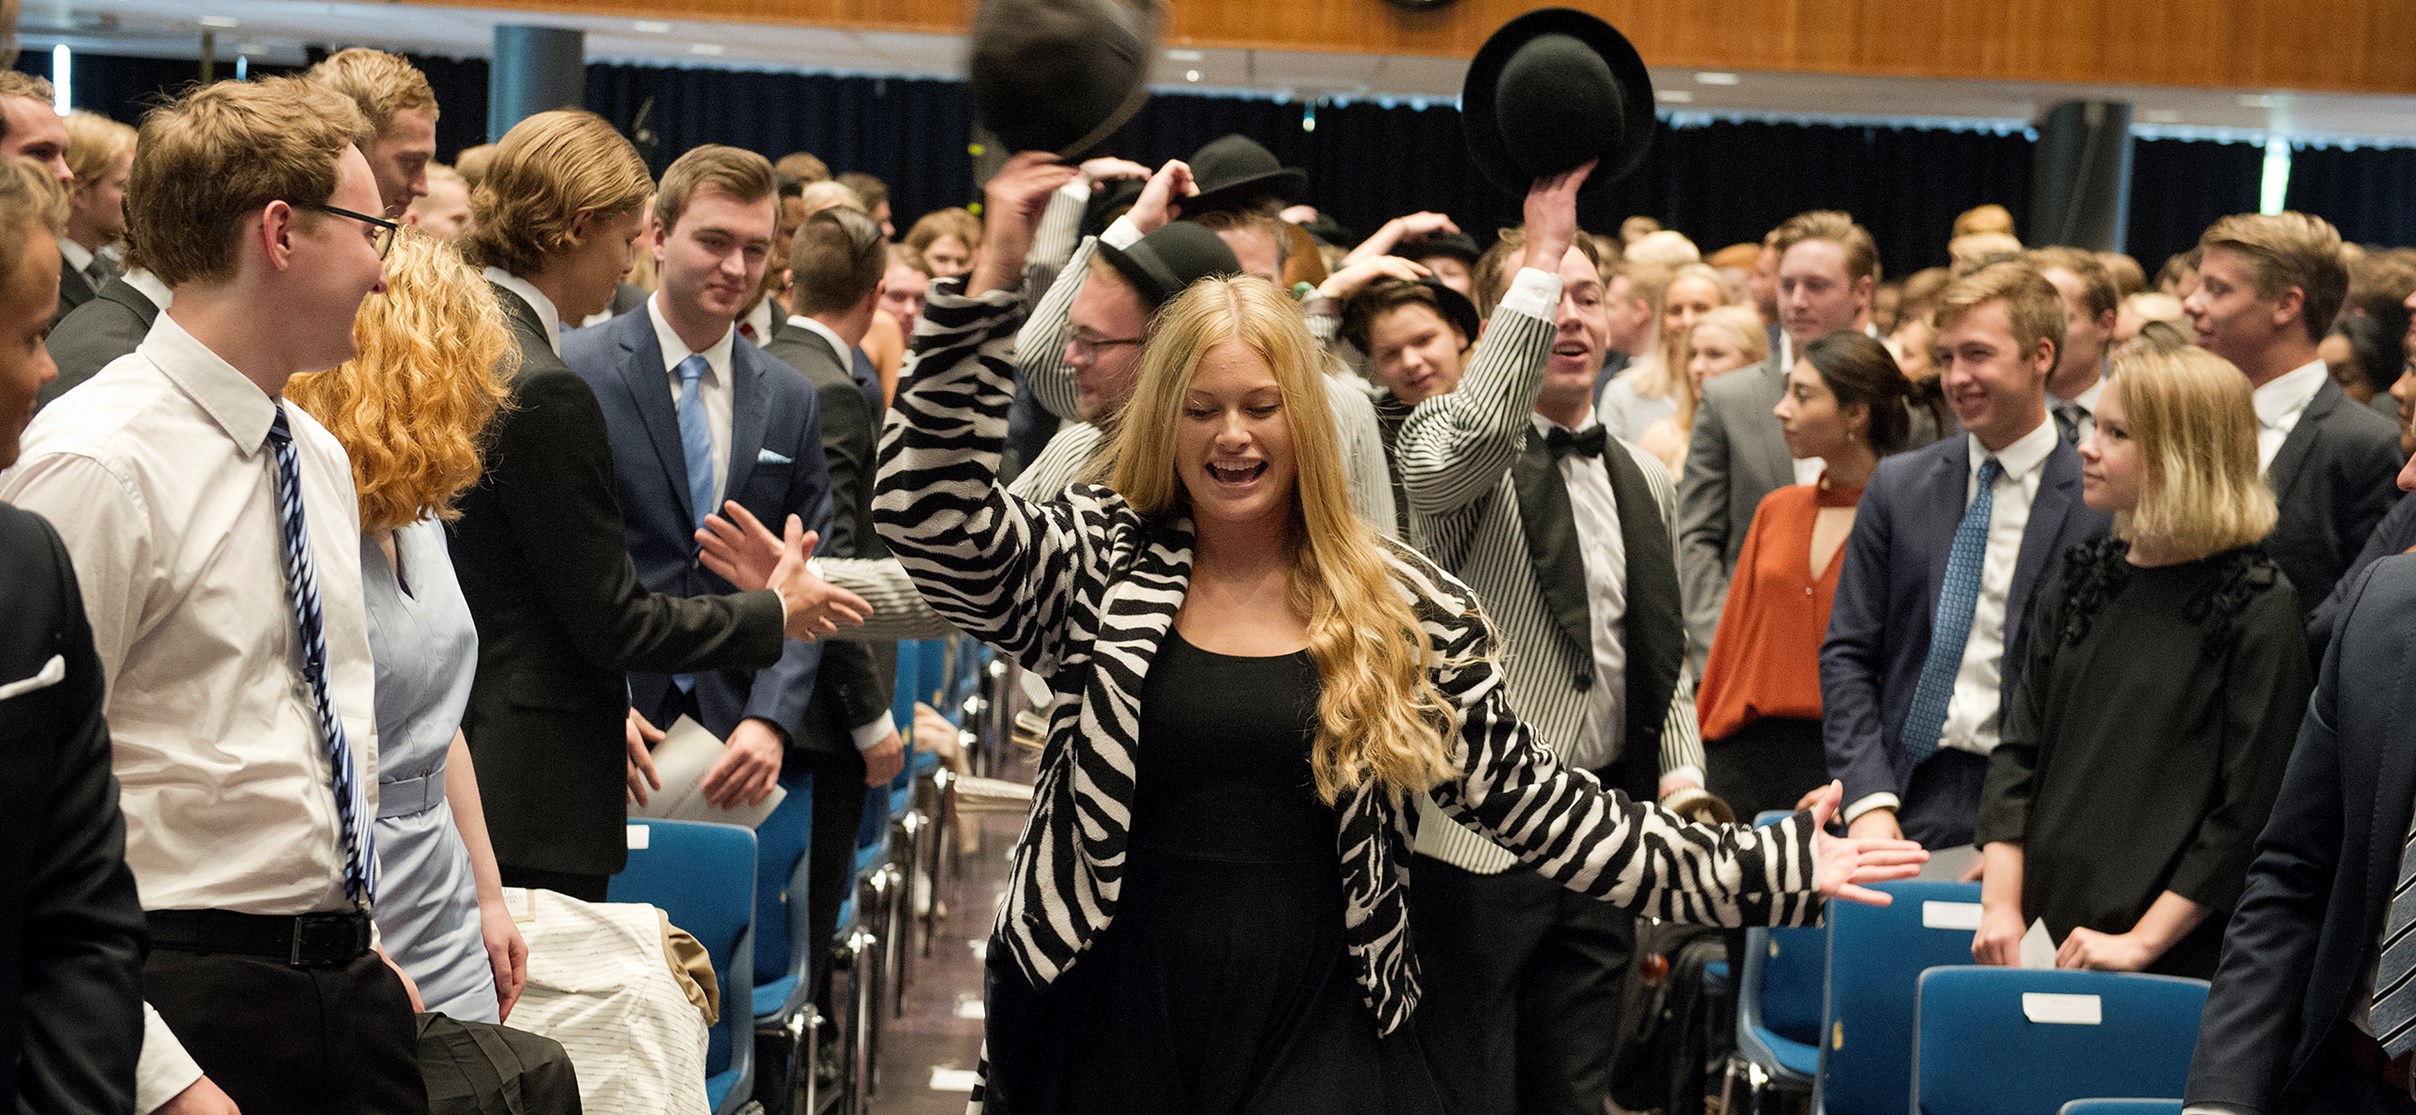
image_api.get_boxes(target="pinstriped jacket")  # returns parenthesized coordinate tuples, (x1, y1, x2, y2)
(872, 281, 1827, 1102)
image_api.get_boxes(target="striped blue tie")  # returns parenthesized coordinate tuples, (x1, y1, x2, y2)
(674, 355, 716, 696)
(265, 406, 376, 905)
(2370, 811, 2416, 1054)
(1898, 456, 2002, 770)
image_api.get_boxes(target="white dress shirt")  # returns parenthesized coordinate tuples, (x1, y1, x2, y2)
(1531, 410, 1630, 770)
(2253, 359, 2329, 474)
(484, 267, 563, 355)
(0, 312, 382, 1106)
(2050, 375, 2105, 445)
(1846, 417, 2058, 823)
(647, 292, 736, 509)
(59, 237, 95, 279)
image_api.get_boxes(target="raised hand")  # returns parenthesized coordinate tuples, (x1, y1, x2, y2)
(971, 151, 1082, 296)
(696, 500, 873, 640)
(1079, 156, 1152, 186)
(1521, 158, 1596, 273)
(1316, 256, 1433, 303)
(1127, 158, 1198, 235)
(1804, 780, 1928, 906)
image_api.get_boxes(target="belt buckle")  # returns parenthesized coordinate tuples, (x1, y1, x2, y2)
(290, 912, 361, 967)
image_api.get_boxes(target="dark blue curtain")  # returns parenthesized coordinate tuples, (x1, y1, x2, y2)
(2126, 137, 2265, 272)
(2286, 144, 2416, 248)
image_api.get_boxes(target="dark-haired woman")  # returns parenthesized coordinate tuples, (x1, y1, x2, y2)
(1698, 331, 1910, 820)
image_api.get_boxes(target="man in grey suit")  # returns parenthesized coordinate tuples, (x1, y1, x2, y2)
(2185, 212, 2400, 620)
(1679, 210, 1879, 671)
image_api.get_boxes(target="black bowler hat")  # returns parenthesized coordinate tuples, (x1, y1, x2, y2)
(1340, 277, 1482, 356)
(1460, 8, 1656, 223)
(1098, 222, 1243, 311)
(1397, 230, 1482, 266)
(969, 0, 1159, 160)
(1181, 134, 1309, 215)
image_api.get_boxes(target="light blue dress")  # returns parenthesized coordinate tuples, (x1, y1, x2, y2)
(364, 517, 499, 1022)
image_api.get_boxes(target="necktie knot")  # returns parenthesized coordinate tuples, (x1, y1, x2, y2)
(677, 353, 709, 387)
(1546, 425, 1607, 460)
(266, 405, 293, 447)
(1978, 456, 2004, 487)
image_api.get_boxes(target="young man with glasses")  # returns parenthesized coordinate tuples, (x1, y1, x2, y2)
(0, 75, 415, 1115)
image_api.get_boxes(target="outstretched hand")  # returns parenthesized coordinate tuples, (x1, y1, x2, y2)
(695, 501, 872, 640)
(1805, 780, 1928, 906)
(1520, 158, 1596, 273)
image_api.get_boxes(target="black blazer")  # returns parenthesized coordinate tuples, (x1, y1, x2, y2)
(762, 327, 897, 759)
(36, 276, 159, 411)
(0, 502, 145, 1115)
(2187, 556, 2416, 1112)
(448, 284, 788, 877)
(2265, 377, 2402, 615)
(52, 256, 95, 328)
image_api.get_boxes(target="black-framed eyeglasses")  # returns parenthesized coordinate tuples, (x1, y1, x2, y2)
(1067, 330, 1144, 360)
(303, 202, 400, 259)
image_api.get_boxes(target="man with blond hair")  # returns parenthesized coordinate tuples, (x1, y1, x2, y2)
(2183, 212, 2399, 619)
(402, 161, 470, 239)
(1823, 259, 2109, 851)
(451, 112, 863, 902)
(0, 72, 67, 187)
(2029, 245, 2119, 444)
(56, 110, 134, 321)
(0, 74, 418, 1115)
(304, 47, 437, 218)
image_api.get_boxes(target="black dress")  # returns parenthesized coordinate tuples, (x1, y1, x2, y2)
(1005, 630, 1446, 1114)
(1973, 540, 2312, 978)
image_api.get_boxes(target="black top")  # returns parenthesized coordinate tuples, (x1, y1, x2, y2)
(1975, 540, 2312, 977)
(1131, 630, 1334, 864)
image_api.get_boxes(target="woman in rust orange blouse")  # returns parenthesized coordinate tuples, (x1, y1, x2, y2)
(1698, 332, 1911, 820)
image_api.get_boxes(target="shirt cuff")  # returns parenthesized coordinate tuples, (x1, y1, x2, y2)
(1057, 179, 1093, 204)
(136, 1003, 205, 1115)
(1495, 267, 1563, 323)
(1661, 765, 1705, 792)
(852, 712, 898, 752)
(1843, 792, 1901, 825)
(1101, 215, 1144, 251)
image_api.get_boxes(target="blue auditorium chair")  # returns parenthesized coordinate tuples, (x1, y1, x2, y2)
(609, 819, 758, 1115)
(1912, 966, 2206, 1115)
(1814, 880, 1982, 1115)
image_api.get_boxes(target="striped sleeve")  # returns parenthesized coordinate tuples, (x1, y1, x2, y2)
(1009, 236, 1101, 425)
(1401, 555, 1824, 928)
(1393, 304, 1558, 517)
(813, 556, 960, 643)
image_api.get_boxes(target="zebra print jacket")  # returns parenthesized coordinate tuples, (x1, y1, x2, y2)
(871, 280, 1829, 1051)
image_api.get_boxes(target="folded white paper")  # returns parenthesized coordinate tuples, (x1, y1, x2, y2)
(629, 715, 787, 829)
(2020, 918, 2058, 969)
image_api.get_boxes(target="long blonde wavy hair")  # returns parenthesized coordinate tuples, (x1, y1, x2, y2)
(287, 229, 517, 532)
(1109, 277, 1459, 805)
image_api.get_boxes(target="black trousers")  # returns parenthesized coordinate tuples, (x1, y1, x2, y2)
(145, 947, 425, 1115)
(496, 865, 608, 903)
(1406, 854, 1635, 1115)
(418, 1013, 584, 1114)
(1706, 716, 1829, 823)
(800, 744, 871, 1028)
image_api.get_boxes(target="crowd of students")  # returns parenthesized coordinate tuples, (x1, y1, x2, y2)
(5, 21, 2416, 1115)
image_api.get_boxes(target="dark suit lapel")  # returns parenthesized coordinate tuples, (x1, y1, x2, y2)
(2269, 379, 2340, 500)
(2008, 442, 2084, 651)
(613, 317, 699, 525)
(1603, 443, 1682, 757)
(490, 282, 548, 361)
(2367, 611, 2416, 952)
(57, 257, 95, 309)
(103, 278, 160, 329)
(1746, 357, 1796, 487)
(725, 342, 770, 504)
(1922, 438, 1972, 607)
(1510, 427, 1595, 658)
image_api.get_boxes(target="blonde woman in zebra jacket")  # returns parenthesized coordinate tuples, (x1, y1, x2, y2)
(709, 154, 1927, 1113)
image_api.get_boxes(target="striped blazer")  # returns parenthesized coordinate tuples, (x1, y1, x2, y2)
(873, 281, 1825, 1093)
(1395, 292, 1705, 875)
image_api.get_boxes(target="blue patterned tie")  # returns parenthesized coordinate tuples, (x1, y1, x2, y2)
(2370, 812, 2416, 1054)
(265, 406, 376, 905)
(1898, 457, 2003, 770)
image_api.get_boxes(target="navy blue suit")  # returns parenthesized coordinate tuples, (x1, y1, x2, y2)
(564, 308, 834, 742)
(2188, 556, 2416, 1114)
(1819, 429, 2111, 848)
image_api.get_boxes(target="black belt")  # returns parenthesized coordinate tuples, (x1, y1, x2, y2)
(147, 908, 374, 967)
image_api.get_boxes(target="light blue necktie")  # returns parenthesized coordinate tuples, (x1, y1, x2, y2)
(674, 355, 718, 696)
(265, 405, 376, 905)
(2370, 812, 2416, 1055)
(1898, 457, 2003, 770)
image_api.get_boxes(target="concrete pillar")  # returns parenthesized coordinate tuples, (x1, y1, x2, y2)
(488, 25, 585, 141)
(2028, 99, 2136, 252)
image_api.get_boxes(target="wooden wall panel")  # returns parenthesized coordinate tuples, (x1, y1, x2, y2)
(429, 0, 2416, 95)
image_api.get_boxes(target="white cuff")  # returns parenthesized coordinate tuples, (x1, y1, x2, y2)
(1495, 267, 1563, 323)
(1057, 180, 1093, 203)
(136, 1003, 204, 1115)
(1843, 792, 1902, 825)
(1661, 765, 1706, 792)
(1101, 215, 1144, 251)
(852, 712, 898, 752)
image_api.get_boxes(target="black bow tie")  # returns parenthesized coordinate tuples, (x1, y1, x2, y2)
(1545, 425, 1606, 460)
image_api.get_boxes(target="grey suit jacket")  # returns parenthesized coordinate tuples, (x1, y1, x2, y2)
(2265, 377, 2401, 616)
(37, 276, 160, 411)
(1677, 353, 1794, 673)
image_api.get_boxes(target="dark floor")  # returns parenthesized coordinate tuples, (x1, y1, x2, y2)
(865, 792, 1020, 1115)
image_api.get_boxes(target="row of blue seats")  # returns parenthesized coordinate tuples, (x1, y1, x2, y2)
(608, 635, 992, 1115)
(1727, 814, 2201, 1115)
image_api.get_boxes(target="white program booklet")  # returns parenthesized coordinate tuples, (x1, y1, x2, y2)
(628, 715, 787, 829)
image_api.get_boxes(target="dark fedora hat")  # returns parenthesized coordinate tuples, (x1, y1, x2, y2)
(1098, 222, 1243, 311)
(1460, 8, 1656, 220)
(969, 0, 1159, 160)
(1397, 230, 1483, 266)
(1182, 134, 1309, 215)
(1340, 277, 1482, 356)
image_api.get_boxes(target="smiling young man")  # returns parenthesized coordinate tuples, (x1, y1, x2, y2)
(1821, 259, 2110, 851)
(0, 75, 416, 1115)
(2185, 212, 2398, 617)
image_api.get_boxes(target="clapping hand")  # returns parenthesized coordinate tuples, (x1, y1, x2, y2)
(1804, 780, 1928, 906)
(694, 501, 872, 640)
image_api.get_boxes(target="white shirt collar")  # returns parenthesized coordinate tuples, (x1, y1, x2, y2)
(741, 298, 775, 344)
(786, 314, 853, 371)
(646, 291, 735, 378)
(2252, 359, 2329, 430)
(59, 239, 94, 275)
(122, 268, 170, 311)
(1967, 415, 2058, 482)
(1529, 407, 1601, 437)
(139, 311, 280, 453)
(483, 267, 561, 355)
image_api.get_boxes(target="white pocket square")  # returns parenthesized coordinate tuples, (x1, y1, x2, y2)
(0, 654, 66, 701)
(757, 448, 793, 465)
